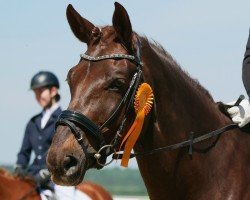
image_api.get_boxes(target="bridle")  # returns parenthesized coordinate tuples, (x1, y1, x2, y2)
(56, 37, 144, 168)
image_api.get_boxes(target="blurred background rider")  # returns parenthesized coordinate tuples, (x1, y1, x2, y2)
(14, 71, 61, 199)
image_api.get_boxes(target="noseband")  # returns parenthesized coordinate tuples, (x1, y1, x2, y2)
(56, 38, 143, 168)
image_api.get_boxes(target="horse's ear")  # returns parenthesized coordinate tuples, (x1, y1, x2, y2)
(66, 4, 95, 44)
(112, 2, 133, 52)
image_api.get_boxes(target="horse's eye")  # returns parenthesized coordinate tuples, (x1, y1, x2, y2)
(108, 78, 126, 92)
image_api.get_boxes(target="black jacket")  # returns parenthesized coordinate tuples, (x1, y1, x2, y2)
(16, 107, 61, 175)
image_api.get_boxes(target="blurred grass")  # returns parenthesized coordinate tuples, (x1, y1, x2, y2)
(85, 167, 147, 196)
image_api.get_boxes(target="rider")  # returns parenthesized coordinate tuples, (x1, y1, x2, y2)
(227, 29, 250, 127)
(14, 71, 61, 198)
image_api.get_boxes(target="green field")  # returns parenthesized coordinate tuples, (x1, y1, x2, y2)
(85, 167, 147, 196)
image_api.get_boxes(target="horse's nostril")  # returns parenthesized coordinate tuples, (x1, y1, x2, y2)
(63, 155, 79, 176)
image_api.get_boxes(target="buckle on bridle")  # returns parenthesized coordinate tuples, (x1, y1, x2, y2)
(94, 145, 114, 167)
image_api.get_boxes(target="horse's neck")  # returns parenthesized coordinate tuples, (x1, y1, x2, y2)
(141, 42, 228, 137)
(134, 42, 247, 199)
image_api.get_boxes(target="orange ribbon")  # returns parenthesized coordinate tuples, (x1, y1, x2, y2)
(120, 83, 154, 167)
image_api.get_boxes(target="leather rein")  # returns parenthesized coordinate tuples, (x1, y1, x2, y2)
(56, 37, 242, 168)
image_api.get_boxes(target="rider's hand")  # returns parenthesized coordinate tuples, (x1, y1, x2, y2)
(14, 164, 26, 177)
(37, 169, 51, 186)
(227, 99, 250, 127)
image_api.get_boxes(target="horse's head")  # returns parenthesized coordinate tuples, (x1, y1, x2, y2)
(47, 2, 144, 185)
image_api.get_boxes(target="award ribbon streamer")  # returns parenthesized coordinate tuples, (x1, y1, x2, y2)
(120, 83, 154, 167)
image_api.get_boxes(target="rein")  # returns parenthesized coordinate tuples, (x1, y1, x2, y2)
(112, 95, 244, 160)
(112, 123, 239, 159)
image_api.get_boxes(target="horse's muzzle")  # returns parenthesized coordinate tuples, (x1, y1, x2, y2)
(46, 148, 86, 186)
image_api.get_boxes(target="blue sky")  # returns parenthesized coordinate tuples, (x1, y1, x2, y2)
(0, 0, 249, 167)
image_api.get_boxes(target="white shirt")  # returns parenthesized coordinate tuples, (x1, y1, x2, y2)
(41, 103, 60, 129)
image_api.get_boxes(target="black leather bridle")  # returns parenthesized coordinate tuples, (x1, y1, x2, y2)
(56, 38, 143, 168)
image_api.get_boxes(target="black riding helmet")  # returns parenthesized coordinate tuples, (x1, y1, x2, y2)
(30, 71, 60, 90)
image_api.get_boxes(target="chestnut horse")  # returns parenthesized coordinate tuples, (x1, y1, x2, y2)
(47, 2, 250, 200)
(0, 168, 112, 200)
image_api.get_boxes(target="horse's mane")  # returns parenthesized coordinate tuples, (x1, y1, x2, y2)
(0, 168, 36, 185)
(140, 36, 214, 102)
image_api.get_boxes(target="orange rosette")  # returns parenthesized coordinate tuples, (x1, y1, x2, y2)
(120, 83, 154, 167)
